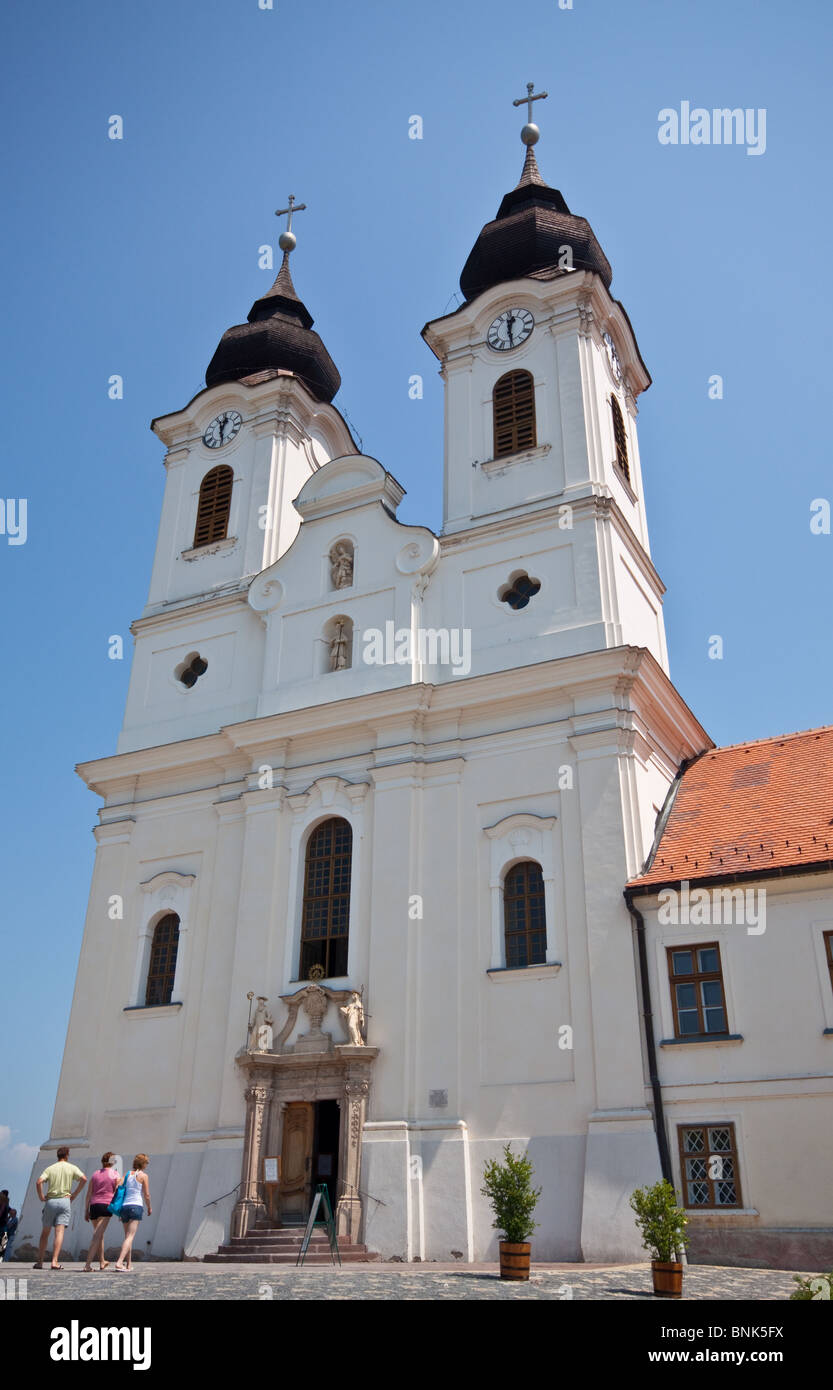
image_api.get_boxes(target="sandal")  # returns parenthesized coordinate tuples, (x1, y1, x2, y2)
(51, 1264, 64, 1270)
(33, 1262, 43, 1269)
(99, 1261, 110, 1270)
(83, 1265, 93, 1272)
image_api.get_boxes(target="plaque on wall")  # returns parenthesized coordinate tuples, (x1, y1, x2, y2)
(263, 1156, 280, 1185)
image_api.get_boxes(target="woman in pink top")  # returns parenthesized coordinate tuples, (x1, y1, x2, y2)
(83, 1152, 121, 1271)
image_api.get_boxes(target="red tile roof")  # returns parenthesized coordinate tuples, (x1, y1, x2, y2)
(628, 726, 833, 890)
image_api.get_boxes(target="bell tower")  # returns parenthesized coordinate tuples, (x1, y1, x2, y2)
(118, 197, 357, 753)
(422, 90, 667, 670)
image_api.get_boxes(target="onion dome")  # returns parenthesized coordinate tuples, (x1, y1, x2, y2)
(459, 141, 612, 302)
(205, 198, 340, 402)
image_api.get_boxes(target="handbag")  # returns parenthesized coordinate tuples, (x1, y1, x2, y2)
(108, 1176, 128, 1216)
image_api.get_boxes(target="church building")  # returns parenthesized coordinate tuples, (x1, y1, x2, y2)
(19, 91, 832, 1269)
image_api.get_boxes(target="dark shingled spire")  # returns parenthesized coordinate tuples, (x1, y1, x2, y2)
(459, 148, 612, 302)
(515, 144, 545, 188)
(205, 251, 340, 402)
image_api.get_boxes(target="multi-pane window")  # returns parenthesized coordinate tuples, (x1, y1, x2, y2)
(824, 931, 833, 995)
(493, 371, 536, 459)
(503, 861, 546, 968)
(145, 913, 180, 1007)
(193, 465, 233, 548)
(610, 396, 631, 484)
(300, 818, 352, 980)
(667, 943, 728, 1037)
(679, 1124, 742, 1209)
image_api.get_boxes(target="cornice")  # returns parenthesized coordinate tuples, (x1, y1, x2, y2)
(133, 587, 250, 634)
(422, 271, 651, 396)
(439, 490, 665, 598)
(75, 647, 709, 799)
(150, 373, 355, 456)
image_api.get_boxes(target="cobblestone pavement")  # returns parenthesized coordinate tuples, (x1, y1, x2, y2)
(8, 1262, 806, 1301)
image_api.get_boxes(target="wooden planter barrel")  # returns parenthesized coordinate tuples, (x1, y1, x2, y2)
(652, 1260, 683, 1297)
(499, 1241, 531, 1280)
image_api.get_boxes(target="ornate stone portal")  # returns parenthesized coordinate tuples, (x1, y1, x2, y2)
(231, 985, 377, 1244)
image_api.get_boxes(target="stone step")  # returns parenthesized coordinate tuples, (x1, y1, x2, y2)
(213, 1241, 370, 1255)
(205, 1250, 377, 1264)
(226, 1239, 337, 1251)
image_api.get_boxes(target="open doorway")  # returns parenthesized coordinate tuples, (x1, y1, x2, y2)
(313, 1099, 340, 1213)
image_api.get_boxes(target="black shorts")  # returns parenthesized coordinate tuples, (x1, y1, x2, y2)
(89, 1204, 113, 1220)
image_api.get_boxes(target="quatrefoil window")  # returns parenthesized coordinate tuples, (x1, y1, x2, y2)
(499, 572, 541, 611)
(175, 652, 208, 688)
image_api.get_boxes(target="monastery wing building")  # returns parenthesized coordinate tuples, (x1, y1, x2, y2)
(19, 100, 832, 1269)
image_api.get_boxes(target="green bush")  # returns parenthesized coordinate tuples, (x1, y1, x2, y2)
(789, 1272, 833, 1301)
(481, 1145, 542, 1244)
(629, 1180, 689, 1263)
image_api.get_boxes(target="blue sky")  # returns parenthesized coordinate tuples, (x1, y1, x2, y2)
(1, 0, 831, 1190)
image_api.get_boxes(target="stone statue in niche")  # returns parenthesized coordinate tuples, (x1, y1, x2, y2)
(248, 997, 274, 1053)
(329, 620, 349, 672)
(340, 992, 366, 1047)
(329, 542, 353, 590)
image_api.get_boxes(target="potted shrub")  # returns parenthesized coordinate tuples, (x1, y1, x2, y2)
(481, 1144, 541, 1280)
(789, 1271, 833, 1300)
(629, 1179, 689, 1297)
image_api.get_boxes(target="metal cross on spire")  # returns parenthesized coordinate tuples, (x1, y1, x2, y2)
(274, 193, 307, 253)
(512, 82, 548, 146)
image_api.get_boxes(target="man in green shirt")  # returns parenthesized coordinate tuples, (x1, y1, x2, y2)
(34, 1146, 87, 1269)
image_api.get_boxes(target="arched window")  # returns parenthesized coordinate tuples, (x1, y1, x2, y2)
(145, 913, 180, 1006)
(610, 396, 630, 484)
(300, 818, 352, 979)
(493, 370, 536, 459)
(503, 862, 546, 968)
(193, 465, 233, 548)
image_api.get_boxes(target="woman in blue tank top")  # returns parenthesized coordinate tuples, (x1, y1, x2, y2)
(114, 1154, 152, 1272)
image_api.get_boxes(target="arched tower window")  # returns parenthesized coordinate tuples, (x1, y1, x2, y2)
(503, 861, 546, 968)
(193, 465, 233, 548)
(145, 913, 180, 1006)
(300, 818, 352, 980)
(493, 370, 536, 459)
(610, 396, 630, 484)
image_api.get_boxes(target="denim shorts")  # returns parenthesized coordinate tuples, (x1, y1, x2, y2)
(42, 1197, 71, 1228)
(120, 1205, 143, 1223)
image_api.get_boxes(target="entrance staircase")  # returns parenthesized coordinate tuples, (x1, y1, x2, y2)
(206, 1221, 378, 1265)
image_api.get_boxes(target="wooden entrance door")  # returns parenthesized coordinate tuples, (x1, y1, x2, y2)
(280, 1102, 315, 1221)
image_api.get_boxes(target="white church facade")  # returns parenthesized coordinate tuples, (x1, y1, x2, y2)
(18, 98, 832, 1269)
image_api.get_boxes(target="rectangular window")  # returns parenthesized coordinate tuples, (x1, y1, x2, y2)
(667, 942, 728, 1038)
(678, 1124, 742, 1209)
(824, 931, 833, 996)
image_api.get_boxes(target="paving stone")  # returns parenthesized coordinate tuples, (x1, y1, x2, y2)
(8, 1261, 808, 1301)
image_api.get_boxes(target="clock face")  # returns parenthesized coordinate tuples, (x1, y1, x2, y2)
(487, 307, 534, 352)
(203, 410, 242, 449)
(602, 332, 622, 383)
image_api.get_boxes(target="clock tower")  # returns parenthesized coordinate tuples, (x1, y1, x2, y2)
(422, 88, 667, 672)
(118, 199, 357, 754)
